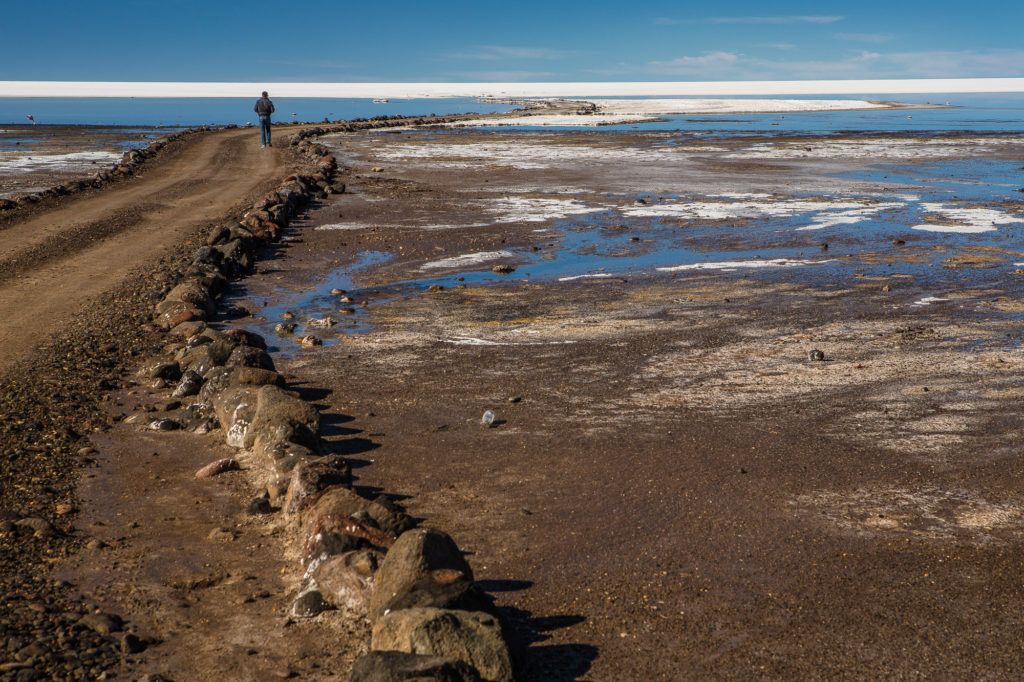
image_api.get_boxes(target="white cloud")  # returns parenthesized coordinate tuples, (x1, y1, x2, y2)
(656, 15, 843, 26)
(450, 70, 558, 80)
(613, 48, 1024, 80)
(648, 51, 741, 74)
(446, 45, 570, 61)
(709, 15, 844, 25)
(837, 32, 895, 43)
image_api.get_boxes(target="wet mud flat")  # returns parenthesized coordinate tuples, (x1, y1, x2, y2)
(0, 123, 180, 198)
(225, 126, 1024, 678)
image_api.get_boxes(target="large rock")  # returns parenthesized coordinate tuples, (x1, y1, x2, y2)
(244, 385, 319, 449)
(163, 280, 216, 317)
(180, 401, 218, 433)
(224, 328, 268, 350)
(311, 549, 382, 615)
(382, 575, 491, 617)
(283, 459, 352, 516)
(302, 485, 371, 528)
(156, 301, 203, 330)
(215, 239, 253, 277)
(349, 651, 481, 682)
(371, 609, 512, 682)
(178, 344, 217, 377)
(369, 529, 472, 621)
(226, 345, 275, 372)
(199, 365, 282, 402)
(211, 386, 259, 449)
(302, 486, 409, 542)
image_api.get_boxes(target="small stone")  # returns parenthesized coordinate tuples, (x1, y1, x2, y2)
(78, 612, 123, 635)
(808, 349, 826, 362)
(148, 418, 181, 432)
(491, 264, 515, 274)
(195, 458, 240, 479)
(172, 370, 204, 398)
(121, 633, 146, 654)
(299, 335, 322, 348)
(207, 527, 239, 542)
(14, 517, 56, 538)
(144, 361, 181, 381)
(307, 316, 336, 328)
(247, 492, 273, 515)
(290, 589, 334, 618)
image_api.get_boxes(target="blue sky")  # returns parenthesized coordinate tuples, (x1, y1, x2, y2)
(2, 0, 1022, 82)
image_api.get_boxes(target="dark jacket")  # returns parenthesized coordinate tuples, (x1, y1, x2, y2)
(254, 97, 275, 117)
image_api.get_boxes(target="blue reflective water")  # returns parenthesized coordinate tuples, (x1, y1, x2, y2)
(0, 97, 514, 126)
(243, 156, 1024, 350)
(227, 251, 391, 351)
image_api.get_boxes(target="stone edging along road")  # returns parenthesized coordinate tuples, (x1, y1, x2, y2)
(129, 118, 520, 681)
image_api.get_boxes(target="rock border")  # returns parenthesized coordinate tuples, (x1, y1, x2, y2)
(128, 114, 521, 681)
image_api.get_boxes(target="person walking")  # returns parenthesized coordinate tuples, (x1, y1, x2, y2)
(254, 91, 275, 148)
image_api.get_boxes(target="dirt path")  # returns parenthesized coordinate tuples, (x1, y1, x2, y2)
(0, 127, 284, 373)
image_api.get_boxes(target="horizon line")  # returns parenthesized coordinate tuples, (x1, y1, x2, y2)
(2, 78, 1024, 98)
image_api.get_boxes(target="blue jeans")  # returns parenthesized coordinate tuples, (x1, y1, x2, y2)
(259, 115, 272, 146)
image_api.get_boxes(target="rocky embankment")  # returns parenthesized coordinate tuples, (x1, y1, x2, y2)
(121, 121, 520, 680)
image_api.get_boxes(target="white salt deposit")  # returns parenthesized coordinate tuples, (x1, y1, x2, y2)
(795, 203, 905, 231)
(375, 141, 677, 169)
(657, 258, 832, 272)
(484, 197, 606, 223)
(444, 336, 576, 346)
(420, 250, 514, 270)
(316, 221, 491, 232)
(911, 204, 1024, 234)
(558, 273, 615, 282)
(0, 151, 120, 172)
(449, 114, 655, 128)
(586, 98, 891, 115)
(622, 197, 874, 221)
(913, 296, 951, 306)
(315, 223, 371, 231)
(725, 138, 1021, 161)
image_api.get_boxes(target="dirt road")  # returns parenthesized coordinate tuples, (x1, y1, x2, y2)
(0, 126, 284, 373)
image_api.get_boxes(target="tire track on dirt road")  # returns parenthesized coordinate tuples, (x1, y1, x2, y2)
(0, 127, 289, 374)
